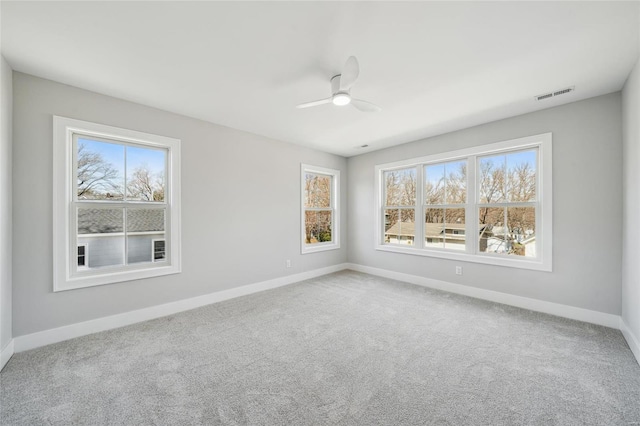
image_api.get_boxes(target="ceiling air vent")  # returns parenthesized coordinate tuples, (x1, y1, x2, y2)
(535, 86, 575, 101)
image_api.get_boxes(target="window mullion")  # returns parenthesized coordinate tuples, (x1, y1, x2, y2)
(467, 155, 477, 254)
(414, 166, 424, 249)
(123, 207, 128, 265)
(70, 200, 77, 275)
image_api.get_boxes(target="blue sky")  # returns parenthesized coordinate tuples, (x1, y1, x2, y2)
(425, 160, 465, 185)
(479, 149, 536, 172)
(78, 138, 166, 182)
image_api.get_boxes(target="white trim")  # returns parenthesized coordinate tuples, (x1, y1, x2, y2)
(13, 263, 350, 353)
(0, 339, 14, 372)
(10, 263, 640, 367)
(620, 318, 640, 366)
(53, 116, 182, 291)
(346, 263, 619, 328)
(374, 133, 552, 272)
(301, 164, 341, 254)
(78, 231, 165, 238)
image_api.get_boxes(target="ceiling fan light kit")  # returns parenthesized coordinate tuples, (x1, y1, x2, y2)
(297, 56, 381, 112)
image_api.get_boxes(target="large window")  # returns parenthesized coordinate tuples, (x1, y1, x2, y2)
(301, 164, 340, 254)
(375, 133, 552, 271)
(53, 117, 181, 291)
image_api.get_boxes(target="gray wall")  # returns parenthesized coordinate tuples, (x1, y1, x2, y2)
(348, 93, 623, 315)
(623, 55, 640, 341)
(0, 56, 12, 352)
(12, 72, 347, 337)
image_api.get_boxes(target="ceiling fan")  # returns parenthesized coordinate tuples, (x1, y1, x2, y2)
(296, 56, 381, 112)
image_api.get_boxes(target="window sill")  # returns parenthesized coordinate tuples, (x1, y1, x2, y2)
(301, 242, 341, 255)
(54, 264, 181, 292)
(375, 244, 551, 272)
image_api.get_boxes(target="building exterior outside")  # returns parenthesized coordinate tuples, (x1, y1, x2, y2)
(77, 208, 166, 269)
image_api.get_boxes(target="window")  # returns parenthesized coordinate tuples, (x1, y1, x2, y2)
(383, 168, 416, 245)
(152, 239, 166, 262)
(301, 164, 340, 254)
(53, 116, 181, 291)
(375, 133, 552, 271)
(77, 244, 87, 269)
(424, 160, 467, 251)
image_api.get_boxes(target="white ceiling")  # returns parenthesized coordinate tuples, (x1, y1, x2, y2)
(2, 1, 639, 157)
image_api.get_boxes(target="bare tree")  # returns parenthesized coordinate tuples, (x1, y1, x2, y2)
(384, 170, 417, 239)
(507, 162, 535, 202)
(478, 160, 506, 224)
(77, 142, 122, 198)
(304, 174, 332, 243)
(127, 165, 165, 201)
(478, 159, 536, 254)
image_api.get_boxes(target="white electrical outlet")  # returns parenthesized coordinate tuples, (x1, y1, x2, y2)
(455, 266, 463, 275)
(286, 259, 291, 268)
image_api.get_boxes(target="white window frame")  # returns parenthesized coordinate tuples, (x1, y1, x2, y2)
(53, 116, 181, 291)
(152, 238, 166, 263)
(375, 133, 552, 271)
(301, 164, 340, 254)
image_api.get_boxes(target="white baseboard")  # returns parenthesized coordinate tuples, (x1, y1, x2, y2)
(1, 339, 14, 371)
(620, 318, 640, 366)
(14, 263, 349, 353)
(346, 263, 621, 329)
(10, 261, 635, 365)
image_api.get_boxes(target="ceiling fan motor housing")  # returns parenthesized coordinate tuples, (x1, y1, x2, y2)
(331, 74, 343, 94)
(330, 75, 351, 105)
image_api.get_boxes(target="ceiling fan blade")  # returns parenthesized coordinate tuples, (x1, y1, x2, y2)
(296, 98, 332, 109)
(339, 56, 359, 91)
(351, 99, 381, 113)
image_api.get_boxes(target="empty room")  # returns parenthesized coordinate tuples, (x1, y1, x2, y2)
(1, 1, 640, 424)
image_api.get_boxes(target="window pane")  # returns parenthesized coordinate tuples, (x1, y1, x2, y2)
(77, 246, 85, 256)
(479, 207, 506, 254)
(77, 208, 124, 269)
(78, 208, 123, 234)
(77, 138, 124, 200)
(444, 208, 466, 250)
(126, 209, 165, 232)
(126, 146, 167, 202)
(507, 207, 536, 257)
(127, 236, 164, 264)
(127, 209, 166, 264)
(304, 210, 332, 244)
(86, 237, 124, 269)
(425, 164, 444, 205)
(384, 208, 415, 245)
(425, 208, 466, 250)
(445, 161, 467, 204)
(506, 150, 536, 202)
(425, 208, 444, 248)
(385, 168, 416, 206)
(478, 155, 506, 203)
(304, 173, 331, 208)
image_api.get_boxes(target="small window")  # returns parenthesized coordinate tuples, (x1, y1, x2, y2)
(77, 244, 88, 268)
(301, 164, 340, 254)
(152, 239, 166, 262)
